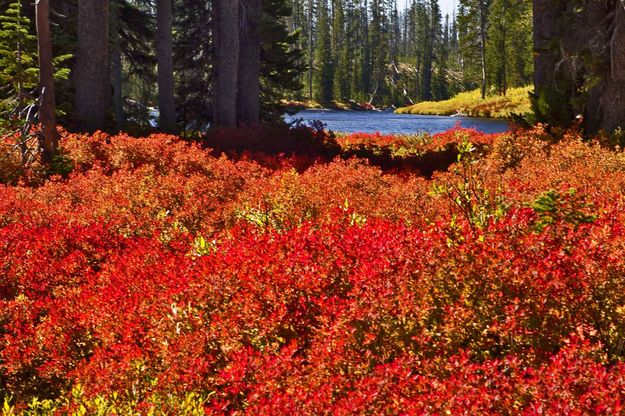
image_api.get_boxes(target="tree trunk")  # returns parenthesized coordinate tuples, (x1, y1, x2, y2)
(592, 1, 625, 133)
(156, 0, 177, 133)
(533, 0, 625, 134)
(532, 0, 564, 96)
(75, 0, 110, 132)
(308, 0, 314, 101)
(35, 0, 59, 163)
(237, 0, 262, 125)
(479, 0, 487, 100)
(501, 0, 508, 96)
(212, 0, 239, 128)
(112, 0, 124, 130)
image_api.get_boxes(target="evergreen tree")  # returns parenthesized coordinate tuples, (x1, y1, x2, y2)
(260, 0, 306, 120)
(458, 0, 490, 98)
(174, 0, 211, 131)
(332, 0, 349, 102)
(314, 0, 333, 104)
(368, 0, 388, 104)
(0, 1, 38, 132)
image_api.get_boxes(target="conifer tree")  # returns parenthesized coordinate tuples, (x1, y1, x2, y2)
(314, 0, 333, 104)
(0, 1, 36, 127)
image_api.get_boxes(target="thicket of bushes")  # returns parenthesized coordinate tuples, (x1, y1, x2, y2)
(2, 126, 625, 414)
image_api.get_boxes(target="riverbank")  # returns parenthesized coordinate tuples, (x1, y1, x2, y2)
(395, 86, 532, 118)
(282, 100, 385, 113)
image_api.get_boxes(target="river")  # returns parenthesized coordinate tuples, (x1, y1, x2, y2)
(284, 110, 510, 135)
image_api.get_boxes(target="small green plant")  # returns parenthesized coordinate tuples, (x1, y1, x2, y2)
(531, 188, 597, 232)
(431, 139, 507, 233)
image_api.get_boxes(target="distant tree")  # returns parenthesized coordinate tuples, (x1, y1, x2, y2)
(260, 0, 305, 120)
(314, 0, 333, 104)
(458, 0, 490, 99)
(368, 0, 389, 104)
(487, 0, 531, 96)
(332, 0, 349, 102)
(174, 0, 211, 131)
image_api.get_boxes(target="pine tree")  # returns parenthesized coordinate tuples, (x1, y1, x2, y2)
(332, 0, 349, 102)
(314, 0, 333, 104)
(458, 0, 490, 98)
(0, 1, 38, 131)
(174, 0, 211, 131)
(260, 0, 305, 120)
(487, 0, 532, 95)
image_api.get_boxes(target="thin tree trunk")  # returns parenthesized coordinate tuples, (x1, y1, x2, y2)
(501, 0, 507, 96)
(212, 0, 239, 128)
(112, 0, 124, 130)
(35, 0, 59, 163)
(75, 0, 110, 132)
(237, 0, 262, 125)
(16, 14, 28, 163)
(479, 0, 487, 100)
(308, 0, 314, 101)
(156, 0, 177, 133)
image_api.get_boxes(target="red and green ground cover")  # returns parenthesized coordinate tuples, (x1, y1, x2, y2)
(2, 126, 625, 414)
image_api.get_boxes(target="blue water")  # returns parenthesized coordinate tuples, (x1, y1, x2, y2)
(284, 110, 510, 135)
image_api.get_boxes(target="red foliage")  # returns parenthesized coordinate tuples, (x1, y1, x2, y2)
(2, 127, 625, 412)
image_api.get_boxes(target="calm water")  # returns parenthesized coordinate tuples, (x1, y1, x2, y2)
(284, 110, 510, 135)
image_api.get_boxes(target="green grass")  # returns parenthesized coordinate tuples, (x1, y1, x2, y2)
(395, 86, 532, 118)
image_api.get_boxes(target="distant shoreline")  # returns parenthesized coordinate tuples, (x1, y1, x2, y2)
(395, 86, 532, 119)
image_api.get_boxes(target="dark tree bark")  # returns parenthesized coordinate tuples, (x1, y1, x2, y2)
(533, 0, 625, 134)
(585, 1, 625, 133)
(237, 0, 262, 125)
(112, 0, 124, 130)
(35, 0, 59, 163)
(532, 0, 565, 97)
(75, 0, 110, 132)
(156, 0, 177, 133)
(212, 0, 239, 128)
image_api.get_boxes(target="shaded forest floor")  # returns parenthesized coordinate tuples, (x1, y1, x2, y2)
(2, 125, 625, 414)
